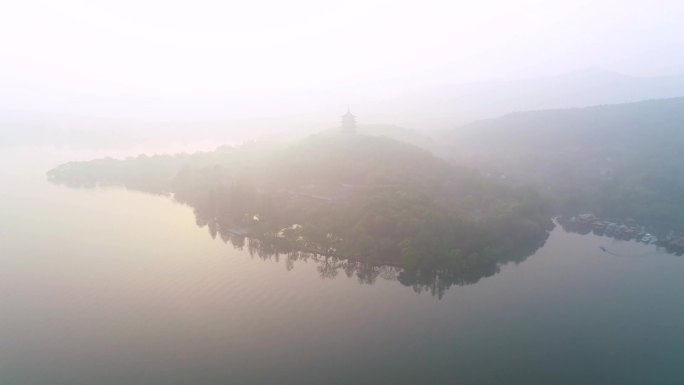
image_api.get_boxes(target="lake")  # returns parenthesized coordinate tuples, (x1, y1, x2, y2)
(1, 147, 683, 385)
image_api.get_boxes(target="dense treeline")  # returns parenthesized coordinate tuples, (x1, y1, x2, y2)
(48, 133, 552, 291)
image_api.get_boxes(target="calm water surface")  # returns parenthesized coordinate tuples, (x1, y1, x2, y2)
(1, 147, 683, 385)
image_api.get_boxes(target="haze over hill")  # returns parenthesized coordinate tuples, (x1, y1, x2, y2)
(44, 92, 684, 289)
(7, 1, 684, 384)
(5, 69, 684, 149)
(47, 132, 552, 293)
(369, 69, 684, 128)
(443, 96, 684, 226)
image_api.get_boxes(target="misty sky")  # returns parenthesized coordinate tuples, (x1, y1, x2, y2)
(2, 0, 684, 119)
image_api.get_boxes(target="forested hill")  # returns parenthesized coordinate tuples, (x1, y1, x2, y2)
(48, 133, 552, 291)
(446, 97, 684, 149)
(443, 97, 684, 225)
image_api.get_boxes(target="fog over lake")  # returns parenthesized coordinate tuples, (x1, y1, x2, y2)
(2, 147, 683, 385)
(4, 2, 684, 383)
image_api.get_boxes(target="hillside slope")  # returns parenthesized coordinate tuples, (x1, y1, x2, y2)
(443, 97, 684, 225)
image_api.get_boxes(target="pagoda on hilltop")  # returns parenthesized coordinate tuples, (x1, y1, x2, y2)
(341, 107, 357, 133)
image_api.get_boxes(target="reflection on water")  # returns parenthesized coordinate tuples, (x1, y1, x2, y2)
(200, 221, 548, 299)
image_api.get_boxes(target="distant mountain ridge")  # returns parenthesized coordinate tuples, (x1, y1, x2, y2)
(5, 69, 684, 148)
(442, 96, 684, 226)
(446, 96, 684, 147)
(364, 69, 684, 128)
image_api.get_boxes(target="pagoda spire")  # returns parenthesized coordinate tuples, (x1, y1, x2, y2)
(341, 107, 357, 133)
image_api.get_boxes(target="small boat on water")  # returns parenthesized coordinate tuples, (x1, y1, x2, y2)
(600, 246, 607, 252)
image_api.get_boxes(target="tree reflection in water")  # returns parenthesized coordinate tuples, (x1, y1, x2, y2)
(197, 207, 548, 299)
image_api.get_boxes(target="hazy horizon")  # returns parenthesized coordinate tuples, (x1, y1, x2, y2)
(5, 2, 684, 384)
(3, 0, 684, 124)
